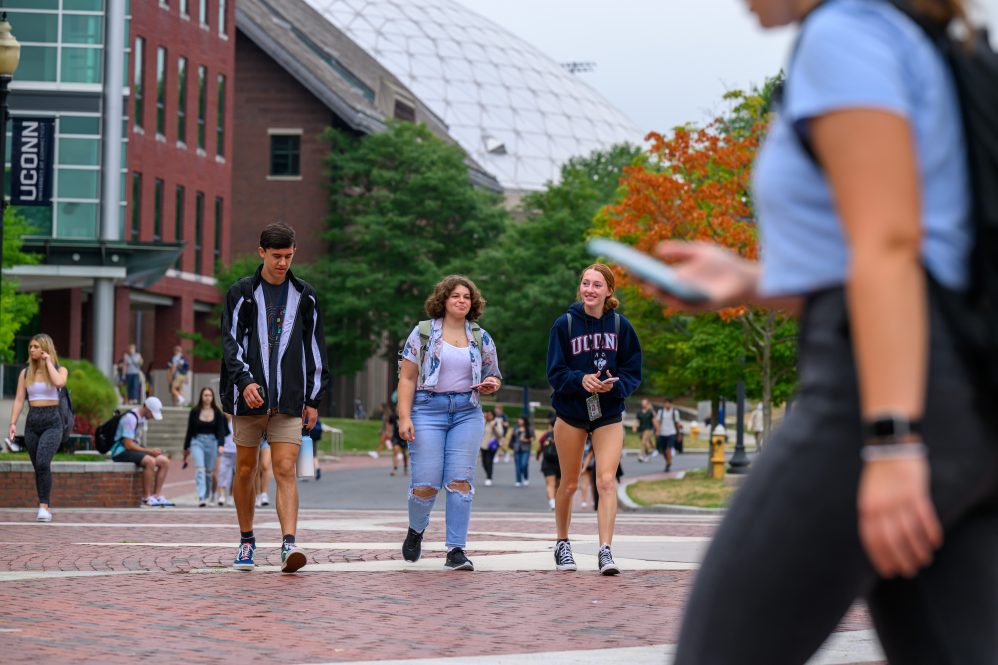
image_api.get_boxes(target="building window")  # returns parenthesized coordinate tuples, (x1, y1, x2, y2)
(131, 172, 142, 239)
(156, 47, 167, 136)
(133, 37, 145, 130)
(214, 196, 223, 267)
(197, 65, 207, 150)
(177, 57, 188, 144)
(216, 74, 226, 158)
(194, 192, 205, 274)
(270, 134, 301, 176)
(199, 0, 209, 27)
(175, 185, 185, 268)
(218, 0, 228, 37)
(180, 0, 189, 17)
(153, 179, 164, 242)
(394, 99, 416, 122)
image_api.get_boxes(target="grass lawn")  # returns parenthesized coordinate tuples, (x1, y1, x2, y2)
(627, 468, 735, 508)
(318, 418, 384, 453)
(0, 452, 107, 462)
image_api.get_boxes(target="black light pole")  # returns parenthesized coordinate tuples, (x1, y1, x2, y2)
(0, 12, 22, 310)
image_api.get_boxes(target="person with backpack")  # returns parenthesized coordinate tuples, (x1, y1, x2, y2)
(630, 1, 998, 662)
(547, 263, 642, 575)
(479, 410, 501, 486)
(656, 397, 681, 472)
(7, 334, 70, 522)
(168, 345, 191, 407)
(220, 222, 329, 574)
(107, 396, 174, 507)
(397, 275, 502, 571)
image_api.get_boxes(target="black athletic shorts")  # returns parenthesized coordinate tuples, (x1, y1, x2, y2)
(112, 449, 148, 466)
(556, 412, 622, 434)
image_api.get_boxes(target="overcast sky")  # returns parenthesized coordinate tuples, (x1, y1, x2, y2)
(454, 0, 998, 137)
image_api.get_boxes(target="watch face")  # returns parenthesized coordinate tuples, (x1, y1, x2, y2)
(868, 416, 918, 438)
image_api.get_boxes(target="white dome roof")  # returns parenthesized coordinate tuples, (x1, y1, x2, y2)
(303, 0, 642, 191)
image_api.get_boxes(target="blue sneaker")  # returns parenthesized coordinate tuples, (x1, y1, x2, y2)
(281, 542, 307, 573)
(233, 542, 255, 571)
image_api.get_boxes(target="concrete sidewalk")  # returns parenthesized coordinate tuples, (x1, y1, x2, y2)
(0, 504, 884, 664)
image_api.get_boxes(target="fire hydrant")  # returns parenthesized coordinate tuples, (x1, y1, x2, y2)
(709, 425, 727, 479)
(690, 421, 700, 440)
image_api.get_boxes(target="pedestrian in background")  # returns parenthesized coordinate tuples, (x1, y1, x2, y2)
(747, 402, 765, 451)
(182, 387, 227, 507)
(537, 414, 560, 510)
(168, 345, 191, 407)
(7, 334, 69, 522)
(510, 415, 534, 487)
(633, 398, 658, 462)
(635, 1, 998, 662)
(397, 275, 502, 571)
(120, 343, 143, 404)
(216, 414, 236, 506)
(109, 396, 174, 507)
(547, 263, 642, 575)
(656, 397, 681, 472)
(479, 410, 501, 486)
(493, 403, 511, 463)
(220, 222, 329, 574)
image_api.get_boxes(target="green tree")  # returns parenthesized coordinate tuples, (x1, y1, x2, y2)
(179, 254, 261, 361)
(470, 144, 641, 387)
(1, 207, 40, 362)
(313, 120, 509, 376)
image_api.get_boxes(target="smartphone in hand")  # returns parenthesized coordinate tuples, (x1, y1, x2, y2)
(587, 238, 709, 303)
(601, 376, 620, 384)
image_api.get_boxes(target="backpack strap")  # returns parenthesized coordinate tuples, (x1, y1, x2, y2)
(415, 320, 433, 383)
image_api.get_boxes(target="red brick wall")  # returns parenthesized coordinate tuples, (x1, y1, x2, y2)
(232, 33, 346, 265)
(0, 465, 144, 508)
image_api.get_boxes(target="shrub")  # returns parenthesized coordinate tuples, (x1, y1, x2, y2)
(61, 359, 118, 431)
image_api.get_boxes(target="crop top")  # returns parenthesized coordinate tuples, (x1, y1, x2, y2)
(27, 381, 60, 402)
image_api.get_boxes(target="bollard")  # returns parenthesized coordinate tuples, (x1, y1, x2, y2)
(709, 425, 727, 479)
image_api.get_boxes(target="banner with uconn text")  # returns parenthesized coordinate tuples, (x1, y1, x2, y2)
(11, 117, 55, 206)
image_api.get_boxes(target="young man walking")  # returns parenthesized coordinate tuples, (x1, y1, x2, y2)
(220, 222, 328, 573)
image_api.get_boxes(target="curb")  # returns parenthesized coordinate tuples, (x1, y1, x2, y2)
(617, 472, 726, 515)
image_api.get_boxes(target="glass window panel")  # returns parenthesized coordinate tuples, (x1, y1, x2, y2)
(218, 0, 227, 36)
(61, 47, 103, 83)
(57, 202, 99, 239)
(180, 0, 190, 16)
(156, 47, 167, 135)
(60, 116, 101, 135)
(58, 138, 100, 165)
(16, 46, 58, 82)
(19, 206, 53, 236)
(216, 74, 225, 157)
(62, 14, 103, 44)
(133, 37, 145, 129)
(64, 0, 104, 9)
(194, 192, 204, 274)
(213, 197, 222, 264)
(131, 172, 142, 239)
(197, 65, 207, 150)
(57, 169, 100, 199)
(269, 135, 300, 176)
(177, 57, 187, 143)
(5, 12, 59, 43)
(153, 178, 163, 241)
(199, 0, 208, 26)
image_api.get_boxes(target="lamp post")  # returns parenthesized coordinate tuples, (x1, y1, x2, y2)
(0, 12, 22, 308)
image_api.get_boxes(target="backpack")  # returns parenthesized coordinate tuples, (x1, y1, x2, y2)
(94, 410, 135, 454)
(22, 366, 74, 444)
(397, 320, 484, 382)
(793, 1, 998, 397)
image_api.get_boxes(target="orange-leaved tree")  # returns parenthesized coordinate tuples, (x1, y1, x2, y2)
(595, 79, 796, 439)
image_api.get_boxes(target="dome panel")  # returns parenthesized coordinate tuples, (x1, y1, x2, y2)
(303, 0, 640, 190)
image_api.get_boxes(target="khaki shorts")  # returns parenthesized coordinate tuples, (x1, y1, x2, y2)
(171, 374, 188, 390)
(232, 413, 302, 447)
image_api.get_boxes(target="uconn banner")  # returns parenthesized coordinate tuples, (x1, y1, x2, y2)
(11, 117, 55, 206)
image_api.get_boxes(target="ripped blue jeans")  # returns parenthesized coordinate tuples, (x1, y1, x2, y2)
(408, 391, 484, 549)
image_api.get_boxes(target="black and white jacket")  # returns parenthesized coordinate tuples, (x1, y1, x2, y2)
(220, 266, 329, 417)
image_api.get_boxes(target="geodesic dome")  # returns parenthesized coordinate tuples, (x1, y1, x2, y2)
(303, 0, 642, 191)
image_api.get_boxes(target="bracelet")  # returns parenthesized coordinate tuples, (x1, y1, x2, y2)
(860, 442, 928, 462)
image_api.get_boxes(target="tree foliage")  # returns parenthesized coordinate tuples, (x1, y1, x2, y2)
(469, 144, 642, 387)
(1, 207, 40, 362)
(313, 121, 509, 375)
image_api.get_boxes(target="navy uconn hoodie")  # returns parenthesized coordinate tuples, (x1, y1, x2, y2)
(546, 302, 642, 422)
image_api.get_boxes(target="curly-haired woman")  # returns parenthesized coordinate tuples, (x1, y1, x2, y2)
(396, 275, 502, 571)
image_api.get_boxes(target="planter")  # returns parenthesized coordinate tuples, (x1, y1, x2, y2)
(0, 460, 143, 507)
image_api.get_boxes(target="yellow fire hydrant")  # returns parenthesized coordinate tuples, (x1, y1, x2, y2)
(709, 425, 727, 479)
(690, 422, 700, 440)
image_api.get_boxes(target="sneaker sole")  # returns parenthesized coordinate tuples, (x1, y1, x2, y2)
(555, 563, 577, 571)
(599, 565, 621, 576)
(232, 563, 255, 571)
(445, 562, 474, 571)
(281, 550, 307, 573)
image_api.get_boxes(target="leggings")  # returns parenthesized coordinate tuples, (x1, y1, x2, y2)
(480, 447, 496, 480)
(674, 288, 998, 665)
(24, 405, 63, 505)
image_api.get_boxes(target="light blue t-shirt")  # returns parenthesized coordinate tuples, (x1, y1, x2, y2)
(753, 0, 970, 296)
(109, 410, 145, 457)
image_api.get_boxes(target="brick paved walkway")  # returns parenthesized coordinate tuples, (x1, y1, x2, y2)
(0, 505, 885, 664)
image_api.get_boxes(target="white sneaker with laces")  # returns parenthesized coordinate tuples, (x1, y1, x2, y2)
(260, 492, 270, 506)
(143, 496, 161, 507)
(548, 498, 556, 510)
(514, 481, 522, 487)
(36, 507, 52, 522)
(523, 479, 529, 486)
(254, 494, 263, 507)
(217, 495, 226, 506)
(484, 479, 492, 486)
(156, 495, 175, 507)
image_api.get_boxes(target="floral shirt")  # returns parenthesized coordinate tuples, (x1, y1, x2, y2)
(402, 318, 502, 407)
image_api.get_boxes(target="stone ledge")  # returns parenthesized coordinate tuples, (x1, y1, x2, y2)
(0, 461, 138, 473)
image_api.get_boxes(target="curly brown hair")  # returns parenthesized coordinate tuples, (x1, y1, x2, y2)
(577, 263, 620, 313)
(424, 275, 486, 321)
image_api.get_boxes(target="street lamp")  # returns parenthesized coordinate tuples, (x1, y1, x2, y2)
(0, 12, 22, 308)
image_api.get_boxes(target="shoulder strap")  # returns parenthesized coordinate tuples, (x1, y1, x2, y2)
(615, 312, 620, 337)
(415, 320, 433, 382)
(470, 322, 483, 351)
(567, 314, 572, 338)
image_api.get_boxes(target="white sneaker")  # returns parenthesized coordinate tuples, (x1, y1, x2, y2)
(143, 496, 161, 507)
(156, 495, 175, 507)
(36, 507, 52, 522)
(503, 454, 511, 463)
(523, 479, 529, 486)
(581, 501, 588, 508)
(514, 481, 522, 487)
(217, 495, 226, 506)
(260, 492, 270, 506)
(548, 498, 556, 510)
(484, 479, 492, 486)
(226, 496, 234, 506)
(367, 450, 379, 459)
(650, 450, 660, 458)
(255, 494, 263, 508)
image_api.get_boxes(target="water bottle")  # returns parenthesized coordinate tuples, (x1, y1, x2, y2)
(297, 434, 315, 478)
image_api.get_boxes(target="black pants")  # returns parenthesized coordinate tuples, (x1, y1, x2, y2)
(480, 447, 496, 480)
(675, 288, 998, 665)
(24, 405, 63, 505)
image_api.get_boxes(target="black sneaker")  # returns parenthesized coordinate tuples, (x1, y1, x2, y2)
(554, 539, 577, 571)
(402, 527, 424, 562)
(598, 545, 620, 576)
(444, 547, 474, 571)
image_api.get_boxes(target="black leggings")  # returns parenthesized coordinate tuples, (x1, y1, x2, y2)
(24, 406, 63, 505)
(675, 288, 998, 665)
(480, 447, 496, 480)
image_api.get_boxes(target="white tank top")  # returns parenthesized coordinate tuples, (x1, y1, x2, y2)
(27, 381, 60, 402)
(433, 342, 474, 393)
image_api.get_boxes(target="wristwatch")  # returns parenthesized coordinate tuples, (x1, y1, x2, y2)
(863, 414, 922, 444)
